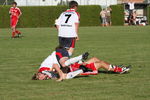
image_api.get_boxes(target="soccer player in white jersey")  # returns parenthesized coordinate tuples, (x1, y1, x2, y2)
(55, 1, 80, 56)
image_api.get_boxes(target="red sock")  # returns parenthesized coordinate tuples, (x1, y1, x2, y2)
(12, 32, 16, 37)
(15, 30, 21, 34)
(114, 66, 123, 72)
(85, 63, 97, 71)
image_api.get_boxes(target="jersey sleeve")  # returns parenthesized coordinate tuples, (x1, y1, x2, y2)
(74, 12, 80, 23)
(55, 13, 63, 25)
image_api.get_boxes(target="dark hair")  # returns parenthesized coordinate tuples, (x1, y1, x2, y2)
(12, 2, 17, 5)
(69, 1, 78, 8)
(32, 73, 38, 80)
(55, 45, 64, 50)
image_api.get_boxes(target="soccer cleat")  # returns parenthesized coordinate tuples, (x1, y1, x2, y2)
(17, 33, 21, 38)
(82, 52, 89, 60)
(119, 66, 131, 74)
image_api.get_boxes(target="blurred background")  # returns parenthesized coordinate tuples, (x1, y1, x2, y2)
(1, 0, 117, 6)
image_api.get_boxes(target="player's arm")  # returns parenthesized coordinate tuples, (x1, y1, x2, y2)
(9, 8, 12, 15)
(18, 8, 22, 18)
(55, 13, 63, 30)
(75, 13, 80, 40)
(53, 64, 64, 81)
(56, 25, 59, 30)
(75, 23, 79, 40)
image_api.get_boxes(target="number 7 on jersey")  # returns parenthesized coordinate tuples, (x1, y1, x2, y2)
(65, 14, 71, 23)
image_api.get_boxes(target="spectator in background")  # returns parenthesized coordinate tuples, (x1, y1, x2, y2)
(100, 9, 107, 27)
(128, 0, 135, 24)
(132, 11, 137, 25)
(129, 11, 137, 25)
(106, 7, 112, 26)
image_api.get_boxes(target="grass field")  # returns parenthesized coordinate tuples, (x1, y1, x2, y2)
(0, 26, 150, 100)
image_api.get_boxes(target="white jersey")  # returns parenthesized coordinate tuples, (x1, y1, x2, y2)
(40, 51, 60, 69)
(56, 9, 80, 38)
(128, 2, 135, 10)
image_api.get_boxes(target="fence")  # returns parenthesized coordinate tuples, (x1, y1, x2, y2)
(0, 0, 117, 6)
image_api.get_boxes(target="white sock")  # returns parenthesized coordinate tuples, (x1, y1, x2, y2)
(42, 71, 52, 78)
(108, 65, 115, 71)
(108, 65, 112, 71)
(64, 55, 82, 66)
(66, 69, 83, 79)
(68, 52, 72, 57)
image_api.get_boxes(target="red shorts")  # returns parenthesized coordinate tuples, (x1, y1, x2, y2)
(10, 17, 18, 27)
(70, 63, 97, 72)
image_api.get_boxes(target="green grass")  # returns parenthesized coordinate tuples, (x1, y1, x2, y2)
(0, 26, 150, 100)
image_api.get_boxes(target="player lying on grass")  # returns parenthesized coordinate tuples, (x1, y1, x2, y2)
(32, 46, 89, 81)
(55, 1, 80, 56)
(32, 52, 130, 81)
(69, 57, 130, 75)
(9, 2, 22, 38)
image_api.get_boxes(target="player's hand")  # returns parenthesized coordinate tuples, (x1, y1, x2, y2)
(76, 36, 79, 41)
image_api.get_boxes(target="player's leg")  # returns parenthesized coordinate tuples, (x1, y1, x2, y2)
(65, 65, 89, 79)
(68, 38, 76, 56)
(101, 18, 104, 26)
(14, 19, 21, 37)
(58, 37, 76, 56)
(85, 57, 130, 74)
(60, 52, 89, 67)
(58, 37, 65, 47)
(65, 69, 83, 79)
(11, 18, 16, 38)
(90, 57, 130, 74)
(86, 57, 101, 64)
(65, 38, 76, 56)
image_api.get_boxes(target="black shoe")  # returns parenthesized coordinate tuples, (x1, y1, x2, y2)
(79, 65, 88, 72)
(82, 52, 89, 60)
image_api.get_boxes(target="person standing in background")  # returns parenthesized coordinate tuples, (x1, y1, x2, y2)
(128, 0, 135, 25)
(9, 2, 22, 38)
(100, 9, 107, 27)
(132, 11, 137, 25)
(106, 7, 112, 26)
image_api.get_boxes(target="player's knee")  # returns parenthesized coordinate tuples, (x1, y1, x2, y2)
(91, 57, 100, 62)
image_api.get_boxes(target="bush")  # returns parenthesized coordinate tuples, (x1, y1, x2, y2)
(147, 5, 150, 24)
(111, 5, 124, 26)
(78, 5, 101, 26)
(0, 5, 126, 28)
